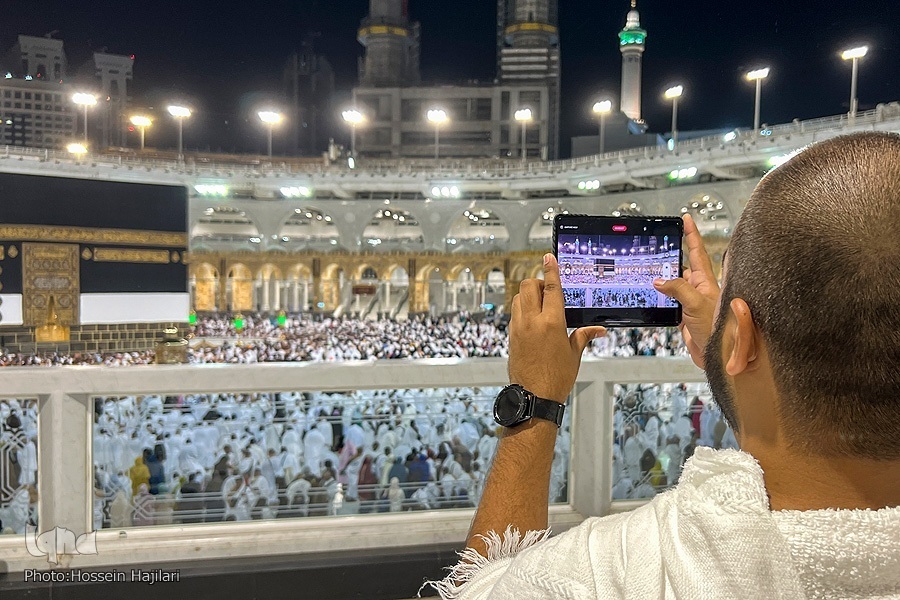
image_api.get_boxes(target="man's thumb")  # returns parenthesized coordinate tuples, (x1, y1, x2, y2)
(570, 326, 607, 354)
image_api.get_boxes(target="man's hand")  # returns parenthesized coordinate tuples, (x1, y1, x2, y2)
(653, 214, 721, 369)
(508, 253, 606, 404)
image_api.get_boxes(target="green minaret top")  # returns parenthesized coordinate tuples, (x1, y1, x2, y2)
(619, 0, 646, 48)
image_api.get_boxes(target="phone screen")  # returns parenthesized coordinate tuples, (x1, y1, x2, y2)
(553, 214, 683, 327)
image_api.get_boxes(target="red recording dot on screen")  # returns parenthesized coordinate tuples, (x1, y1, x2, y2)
(612, 225, 627, 232)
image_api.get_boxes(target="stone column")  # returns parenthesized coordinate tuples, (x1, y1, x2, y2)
(39, 392, 92, 541)
(218, 259, 228, 311)
(293, 280, 300, 312)
(262, 277, 270, 312)
(303, 281, 310, 313)
(272, 279, 281, 312)
(384, 280, 392, 315)
(312, 259, 322, 314)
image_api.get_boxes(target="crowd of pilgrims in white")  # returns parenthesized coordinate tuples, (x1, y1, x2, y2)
(559, 270, 670, 287)
(84, 387, 573, 528)
(592, 287, 667, 308)
(0, 313, 687, 366)
(0, 381, 734, 533)
(0, 313, 698, 533)
(612, 383, 738, 500)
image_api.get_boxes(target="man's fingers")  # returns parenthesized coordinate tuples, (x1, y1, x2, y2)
(569, 326, 607, 355)
(519, 280, 543, 314)
(683, 214, 717, 282)
(541, 253, 565, 315)
(653, 276, 704, 309)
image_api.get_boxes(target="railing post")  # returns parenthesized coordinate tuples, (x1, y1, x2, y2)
(570, 378, 612, 518)
(38, 391, 93, 541)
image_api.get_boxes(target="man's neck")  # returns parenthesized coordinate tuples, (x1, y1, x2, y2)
(750, 445, 900, 511)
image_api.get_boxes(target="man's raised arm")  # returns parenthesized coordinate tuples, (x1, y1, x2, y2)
(464, 253, 605, 557)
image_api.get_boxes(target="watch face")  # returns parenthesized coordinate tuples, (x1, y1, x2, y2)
(494, 385, 527, 426)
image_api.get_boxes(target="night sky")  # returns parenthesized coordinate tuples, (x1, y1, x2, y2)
(4, 0, 899, 157)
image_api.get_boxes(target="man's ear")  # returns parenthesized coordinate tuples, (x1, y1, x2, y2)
(725, 298, 758, 377)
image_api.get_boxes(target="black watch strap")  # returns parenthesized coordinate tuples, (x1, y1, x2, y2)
(529, 393, 565, 427)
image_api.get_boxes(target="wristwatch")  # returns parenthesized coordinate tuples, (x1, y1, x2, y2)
(493, 384, 565, 428)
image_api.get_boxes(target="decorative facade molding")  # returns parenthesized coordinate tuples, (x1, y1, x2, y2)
(93, 248, 171, 264)
(0, 225, 187, 248)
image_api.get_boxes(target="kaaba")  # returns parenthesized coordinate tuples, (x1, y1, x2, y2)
(0, 172, 187, 350)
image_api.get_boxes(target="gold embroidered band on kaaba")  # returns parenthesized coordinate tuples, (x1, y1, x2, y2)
(0, 225, 187, 248)
(93, 248, 172, 264)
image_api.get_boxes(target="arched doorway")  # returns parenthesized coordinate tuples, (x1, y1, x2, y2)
(349, 265, 379, 317)
(193, 207, 260, 251)
(192, 263, 219, 312)
(485, 268, 506, 312)
(427, 267, 445, 316)
(226, 264, 253, 312)
(320, 263, 344, 312)
(363, 209, 425, 251)
(528, 207, 570, 247)
(611, 201, 644, 217)
(279, 207, 339, 251)
(384, 265, 410, 319)
(446, 208, 510, 252)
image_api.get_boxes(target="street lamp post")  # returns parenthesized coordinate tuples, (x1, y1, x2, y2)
(72, 93, 97, 144)
(514, 108, 533, 162)
(129, 115, 152, 150)
(167, 105, 191, 159)
(426, 109, 448, 160)
(341, 109, 365, 157)
(592, 100, 612, 155)
(745, 68, 770, 134)
(841, 46, 868, 121)
(257, 110, 283, 157)
(664, 85, 684, 150)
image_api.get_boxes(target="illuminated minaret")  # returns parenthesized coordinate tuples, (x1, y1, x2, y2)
(619, 0, 647, 122)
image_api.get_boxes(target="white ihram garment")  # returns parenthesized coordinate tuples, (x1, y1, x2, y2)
(429, 447, 900, 600)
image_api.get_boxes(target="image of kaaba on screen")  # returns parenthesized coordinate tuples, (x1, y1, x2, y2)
(557, 233, 680, 309)
(0, 172, 188, 327)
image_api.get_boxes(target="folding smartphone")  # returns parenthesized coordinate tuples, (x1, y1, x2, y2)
(552, 214, 683, 328)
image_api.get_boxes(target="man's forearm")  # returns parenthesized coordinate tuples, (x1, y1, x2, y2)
(465, 419, 557, 557)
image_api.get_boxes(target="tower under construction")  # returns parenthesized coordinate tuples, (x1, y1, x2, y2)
(496, 0, 561, 158)
(352, 0, 555, 160)
(357, 0, 420, 87)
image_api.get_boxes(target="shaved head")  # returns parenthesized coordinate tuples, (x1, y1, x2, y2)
(718, 132, 900, 458)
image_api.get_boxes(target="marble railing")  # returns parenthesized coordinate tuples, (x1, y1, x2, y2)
(0, 357, 705, 571)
